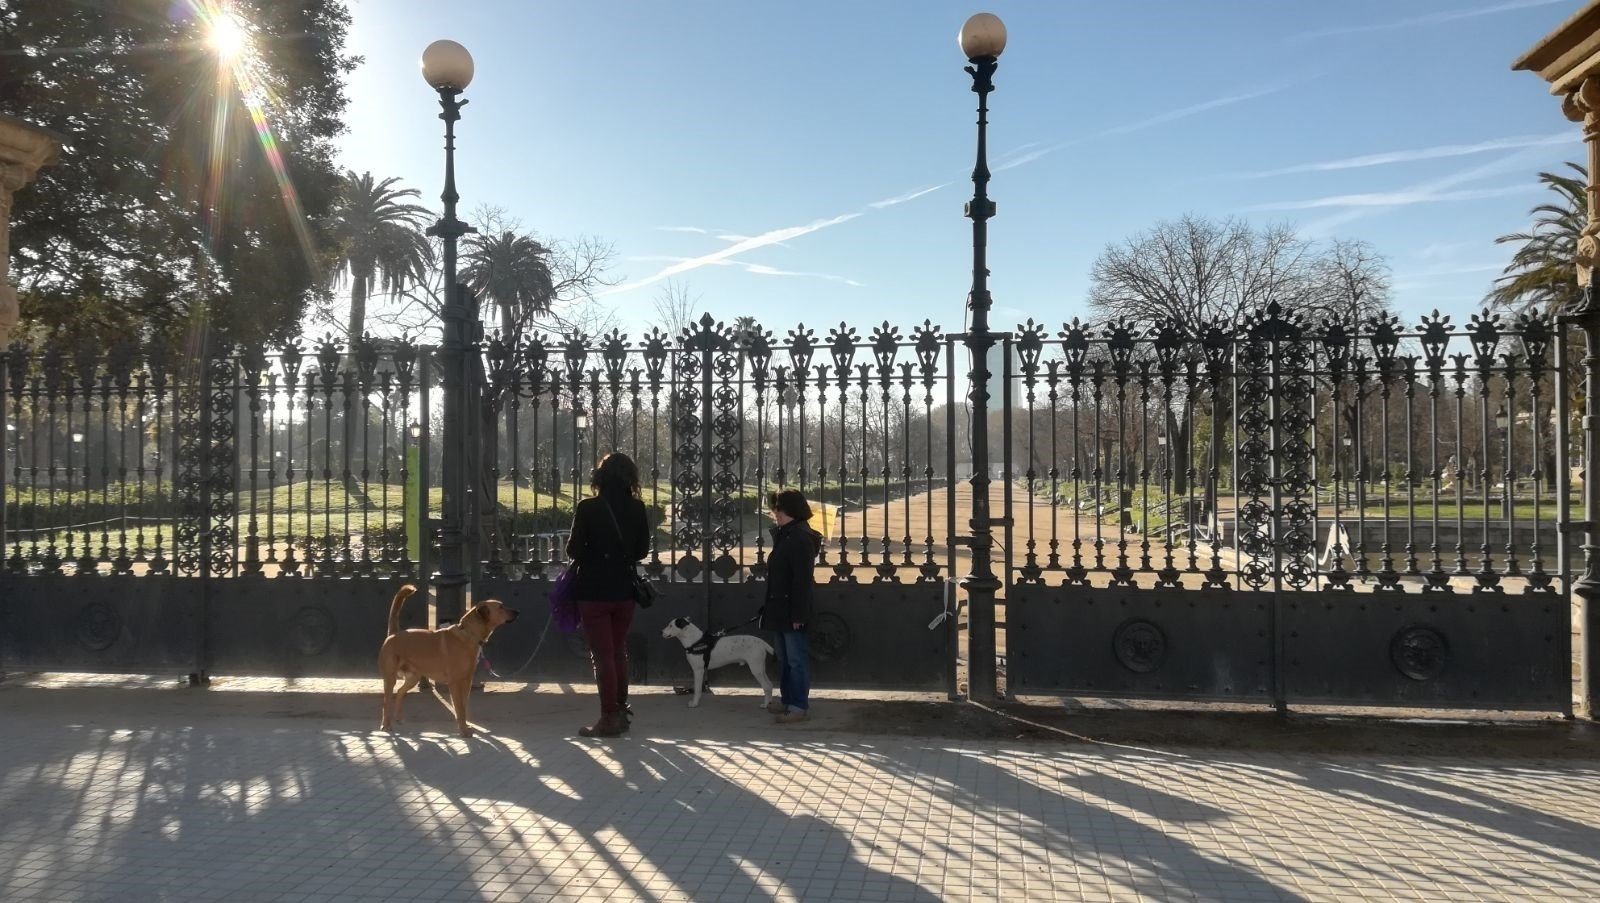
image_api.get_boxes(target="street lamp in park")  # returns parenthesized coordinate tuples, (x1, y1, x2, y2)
(958, 11, 1007, 700)
(421, 38, 478, 622)
(1496, 405, 1511, 520)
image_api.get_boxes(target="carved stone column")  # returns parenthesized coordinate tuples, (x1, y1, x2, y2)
(1565, 78, 1600, 287)
(0, 114, 61, 346)
(1517, 1, 1600, 719)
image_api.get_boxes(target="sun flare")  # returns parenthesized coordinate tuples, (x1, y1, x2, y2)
(207, 12, 248, 62)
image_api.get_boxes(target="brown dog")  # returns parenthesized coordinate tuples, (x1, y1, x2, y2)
(378, 585, 519, 737)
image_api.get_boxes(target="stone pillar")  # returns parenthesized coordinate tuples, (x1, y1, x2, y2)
(1565, 78, 1600, 287)
(1517, 1, 1600, 719)
(0, 114, 61, 346)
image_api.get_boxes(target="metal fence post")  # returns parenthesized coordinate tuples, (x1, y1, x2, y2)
(1569, 269, 1600, 719)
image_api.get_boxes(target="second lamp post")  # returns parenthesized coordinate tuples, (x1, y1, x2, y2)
(958, 12, 1006, 701)
(421, 39, 478, 623)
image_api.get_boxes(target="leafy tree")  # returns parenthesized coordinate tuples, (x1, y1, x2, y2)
(1488, 163, 1586, 317)
(326, 170, 430, 342)
(1, 0, 356, 350)
(462, 230, 555, 341)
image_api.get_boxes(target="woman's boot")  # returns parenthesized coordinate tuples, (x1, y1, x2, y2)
(579, 712, 626, 738)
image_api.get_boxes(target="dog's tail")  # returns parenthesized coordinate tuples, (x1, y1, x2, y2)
(387, 584, 417, 638)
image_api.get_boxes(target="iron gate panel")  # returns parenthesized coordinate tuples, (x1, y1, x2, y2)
(205, 578, 429, 678)
(702, 581, 952, 691)
(1282, 592, 1569, 710)
(0, 575, 200, 674)
(1007, 586, 1272, 699)
(470, 579, 953, 692)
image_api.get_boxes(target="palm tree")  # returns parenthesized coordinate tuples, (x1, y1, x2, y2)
(461, 230, 556, 344)
(1489, 162, 1586, 317)
(327, 171, 431, 341)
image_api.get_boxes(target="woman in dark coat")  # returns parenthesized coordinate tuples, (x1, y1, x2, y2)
(566, 452, 651, 737)
(761, 489, 822, 723)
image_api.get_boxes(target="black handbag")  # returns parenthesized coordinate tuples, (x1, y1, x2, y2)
(600, 499, 657, 608)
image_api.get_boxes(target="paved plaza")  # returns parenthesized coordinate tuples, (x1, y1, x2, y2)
(1, 678, 1598, 902)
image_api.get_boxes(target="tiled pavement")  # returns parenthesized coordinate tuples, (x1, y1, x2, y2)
(1, 682, 1598, 902)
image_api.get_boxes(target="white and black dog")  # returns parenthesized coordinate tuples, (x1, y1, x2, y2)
(661, 617, 774, 709)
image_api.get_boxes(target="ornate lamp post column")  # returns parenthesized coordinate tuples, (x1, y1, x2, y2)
(421, 40, 479, 623)
(958, 12, 1007, 700)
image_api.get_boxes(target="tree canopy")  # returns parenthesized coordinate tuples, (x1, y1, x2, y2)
(1487, 163, 1585, 318)
(1, 0, 356, 349)
(1086, 216, 1393, 332)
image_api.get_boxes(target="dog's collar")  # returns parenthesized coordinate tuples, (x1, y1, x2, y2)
(448, 625, 487, 648)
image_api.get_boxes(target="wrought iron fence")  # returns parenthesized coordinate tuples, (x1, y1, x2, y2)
(1, 336, 433, 578)
(998, 304, 1569, 596)
(0, 306, 1573, 596)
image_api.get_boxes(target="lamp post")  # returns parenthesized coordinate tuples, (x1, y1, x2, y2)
(421, 39, 478, 623)
(958, 12, 1006, 700)
(407, 420, 424, 564)
(1496, 404, 1511, 520)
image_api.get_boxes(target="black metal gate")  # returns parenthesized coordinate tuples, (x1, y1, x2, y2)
(1001, 306, 1573, 712)
(0, 319, 956, 691)
(1, 305, 1578, 710)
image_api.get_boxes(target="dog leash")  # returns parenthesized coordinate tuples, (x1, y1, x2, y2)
(709, 608, 764, 638)
(478, 604, 554, 680)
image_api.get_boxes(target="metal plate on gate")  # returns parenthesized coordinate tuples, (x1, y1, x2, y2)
(0, 575, 201, 674)
(1282, 592, 1568, 711)
(1007, 586, 1273, 700)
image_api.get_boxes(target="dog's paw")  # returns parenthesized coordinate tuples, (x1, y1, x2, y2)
(687, 700, 700, 708)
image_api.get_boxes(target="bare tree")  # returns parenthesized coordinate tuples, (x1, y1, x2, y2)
(650, 279, 702, 339)
(1085, 216, 1395, 514)
(1086, 215, 1356, 331)
(1310, 238, 1393, 326)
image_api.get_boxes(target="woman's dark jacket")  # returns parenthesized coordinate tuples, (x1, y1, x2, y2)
(566, 493, 651, 602)
(761, 520, 822, 631)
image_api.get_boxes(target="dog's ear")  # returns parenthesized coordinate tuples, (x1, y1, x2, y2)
(673, 617, 688, 628)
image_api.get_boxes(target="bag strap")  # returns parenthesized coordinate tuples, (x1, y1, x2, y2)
(599, 498, 627, 547)
(598, 498, 638, 573)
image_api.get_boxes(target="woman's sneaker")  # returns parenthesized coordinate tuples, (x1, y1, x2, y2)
(774, 710, 809, 724)
(766, 700, 786, 715)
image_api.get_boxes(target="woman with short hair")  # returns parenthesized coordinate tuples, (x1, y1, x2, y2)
(566, 452, 651, 738)
(761, 488, 822, 723)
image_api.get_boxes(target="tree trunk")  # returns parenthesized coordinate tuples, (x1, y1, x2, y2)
(341, 276, 370, 506)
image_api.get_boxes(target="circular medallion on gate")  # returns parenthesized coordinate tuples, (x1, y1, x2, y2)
(76, 601, 122, 652)
(808, 612, 851, 662)
(290, 605, 335, 657)
(1112, 619, 1167, 674)
(1390, 625, 1449, 681)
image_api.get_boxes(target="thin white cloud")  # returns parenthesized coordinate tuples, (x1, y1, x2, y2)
(742, 264, 864, 287)
(1299, 147, 1559, 234)
(654, 225, 716, 234)
(1417, 240, 1487, 261)
(868, 183, 950, 209)
(1291, 0, 1565, 40)
(1233, 133, 1576, 180)
(1396, 261, 1512, 280)
(1245, 184, 1534, 212)
(617, 82, 1289, 296)
(606, 228, 866, 295)
(994, 82, 1292, 172)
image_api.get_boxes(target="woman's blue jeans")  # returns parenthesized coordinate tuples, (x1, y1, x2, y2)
(774, 629, 811, 713)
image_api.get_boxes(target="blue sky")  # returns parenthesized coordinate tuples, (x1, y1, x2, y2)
(336, 0, 1583, 335)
